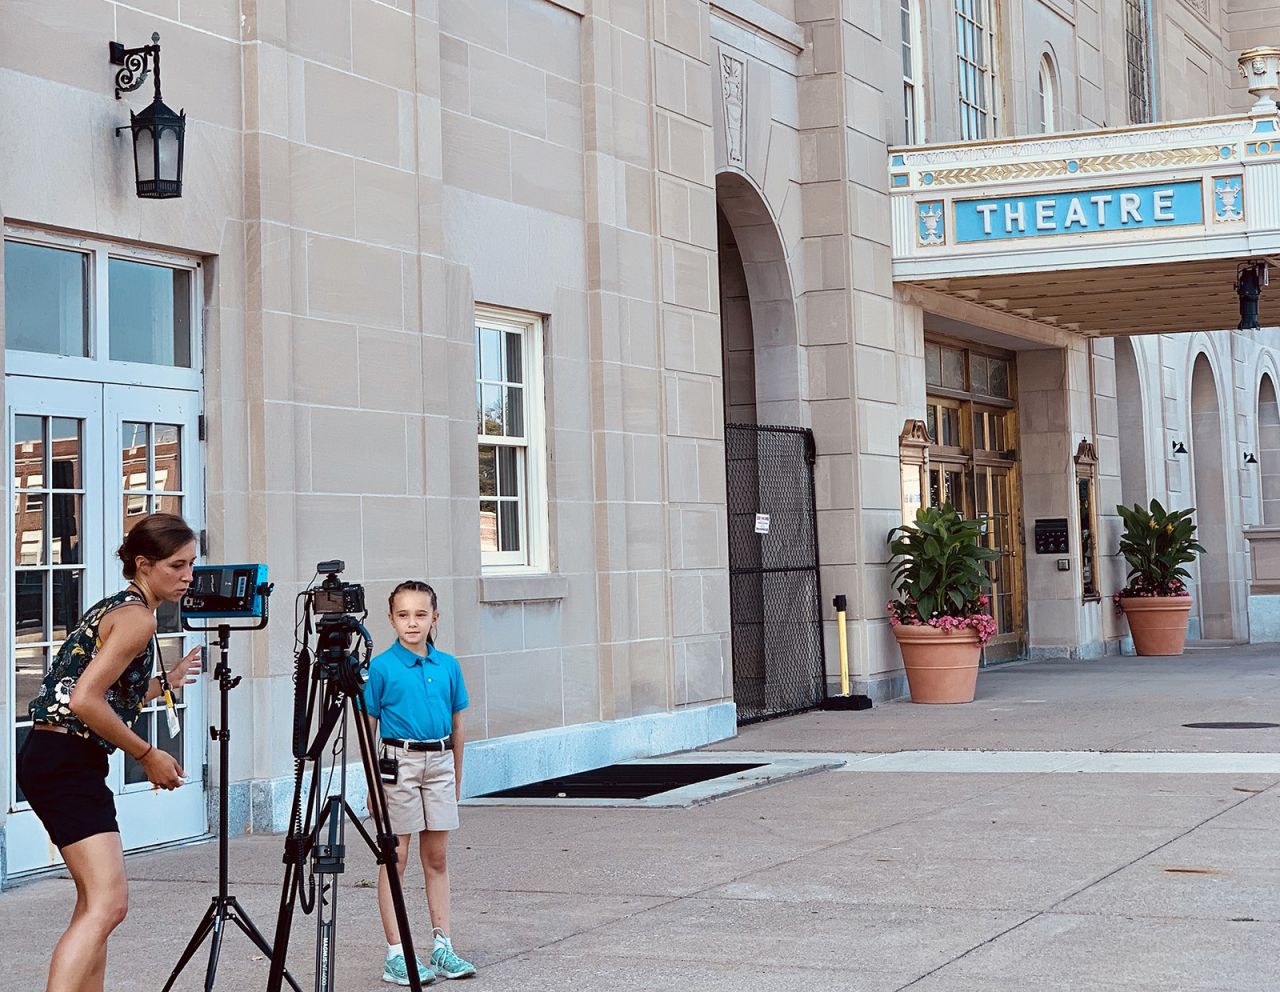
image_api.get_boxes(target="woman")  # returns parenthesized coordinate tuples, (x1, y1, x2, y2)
(17, 512, 204, 992)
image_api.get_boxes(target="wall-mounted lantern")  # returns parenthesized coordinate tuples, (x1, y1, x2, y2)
(898, 420, 932, 524)
(109, 32, 185, 199)
(1074, 438, 1100, 602)
(1235, 261, 1268, 331)
(1171, 440, 1188, 455)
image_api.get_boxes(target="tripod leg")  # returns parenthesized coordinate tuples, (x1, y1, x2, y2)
(204, 903, 228, 992)
(350, 696, 426, 992)
(161, 898, 218, 992)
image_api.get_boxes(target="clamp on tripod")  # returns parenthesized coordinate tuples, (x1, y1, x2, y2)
(162, 573, 302, 992)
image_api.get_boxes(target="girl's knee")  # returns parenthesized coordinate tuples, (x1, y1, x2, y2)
(423, 852, 448, 875)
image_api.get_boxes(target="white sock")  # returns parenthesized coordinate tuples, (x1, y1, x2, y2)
(387, 943, 403, 961)
(433, 929, 448, 949)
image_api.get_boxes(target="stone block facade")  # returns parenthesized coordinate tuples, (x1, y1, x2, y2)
(2, 0, 1280, 876)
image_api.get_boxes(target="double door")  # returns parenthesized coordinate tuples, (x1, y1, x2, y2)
(927, 398, 1024, 661)
(6, 376, 206, 876)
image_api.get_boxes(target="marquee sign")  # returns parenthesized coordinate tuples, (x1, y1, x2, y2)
(953, 180, 1204, 243)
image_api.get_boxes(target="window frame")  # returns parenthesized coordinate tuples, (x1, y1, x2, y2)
(901, 0, 926, 144)
(1038, 54, 1058, 133)
(955, 0, 1001, 140)
(3, 226, 202, 391)
(475, 305, 549, 575)
(1123, 0, 1155, 125)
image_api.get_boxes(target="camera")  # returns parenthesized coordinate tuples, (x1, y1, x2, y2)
(311, 559, 366, 615)
(293, 560, 373, 759)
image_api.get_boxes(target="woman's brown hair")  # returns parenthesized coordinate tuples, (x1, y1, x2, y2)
(388, 580, 438, 645)
(116, 513, 196, 579)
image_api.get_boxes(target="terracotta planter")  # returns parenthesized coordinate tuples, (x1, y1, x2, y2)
(1120, 596, 1193, 656)
(891, 624, 982, 704)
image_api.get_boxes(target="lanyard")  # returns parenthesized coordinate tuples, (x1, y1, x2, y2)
(152, 634, 181, 737)
(130, 583, 181, 737)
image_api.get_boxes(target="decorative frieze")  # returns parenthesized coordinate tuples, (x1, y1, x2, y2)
(721, 52, 745, 168)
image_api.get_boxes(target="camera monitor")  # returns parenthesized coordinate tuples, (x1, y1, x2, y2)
(183, 564, 270, 619)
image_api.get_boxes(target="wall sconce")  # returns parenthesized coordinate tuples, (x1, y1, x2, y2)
(1235, 260, 1268, 331)
(1245, 452, 1259, 465)
(109, 32, 186, 199)
(1172, 440, 1188, 455)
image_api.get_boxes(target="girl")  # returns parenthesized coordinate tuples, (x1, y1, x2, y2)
(364, 580, 476, 984)
(17, 512, 203, 992)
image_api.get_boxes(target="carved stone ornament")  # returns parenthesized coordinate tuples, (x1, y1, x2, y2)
(1074, 437, 1099, 466)
(1238, 47, 1280, 113)
(721, 53, 745, 167)
(900, 419, 934, 447)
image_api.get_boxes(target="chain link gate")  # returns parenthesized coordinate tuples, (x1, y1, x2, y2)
(725, 424, 826, 723)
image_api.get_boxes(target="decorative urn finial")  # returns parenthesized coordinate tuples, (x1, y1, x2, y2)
(1238, 47, 1280, 113)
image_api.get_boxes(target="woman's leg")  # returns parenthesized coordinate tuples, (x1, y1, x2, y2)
(46, 832, 128, 992)
(377, 834, 413, 945)
(420, 830, 450, 937)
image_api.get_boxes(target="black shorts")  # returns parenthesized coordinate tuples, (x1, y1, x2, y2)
(17, 729, 119, 849)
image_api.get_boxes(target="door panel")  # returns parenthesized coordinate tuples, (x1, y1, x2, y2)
(104, 385, 206, 846)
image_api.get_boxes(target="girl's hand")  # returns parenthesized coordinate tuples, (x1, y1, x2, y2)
(168, 646, 204, 692)
(142, 748, 185, 790)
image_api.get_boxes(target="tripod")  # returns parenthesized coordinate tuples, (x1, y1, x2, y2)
(163, 615, 302, 992)
(266, 617, 425, 992)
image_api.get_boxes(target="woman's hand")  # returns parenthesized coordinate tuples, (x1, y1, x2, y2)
(142, 747, 185, 790)
(167, 646, 204, 692)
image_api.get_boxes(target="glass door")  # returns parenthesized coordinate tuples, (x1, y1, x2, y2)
(105, 385, 206, 848)
(974, 463, 1022, 661)
(5, 379, 206, 875)
(6, 379, 104, 874)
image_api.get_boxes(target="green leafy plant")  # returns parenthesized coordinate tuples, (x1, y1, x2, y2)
(887, 503, 999, 641)
(1115, 498, 1205, 601)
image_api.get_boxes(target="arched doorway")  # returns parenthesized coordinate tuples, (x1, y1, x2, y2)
(715, 172, 802, 427)
(717, 172, 823, 722)
(1258, 374, 1280, 525)
(1191, 354, 1232, 639)
(1115, 338, 1148, 509)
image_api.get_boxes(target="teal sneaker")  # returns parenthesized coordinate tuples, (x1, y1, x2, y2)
(430, 937, 476, 980)
(383, 952, 435, 986)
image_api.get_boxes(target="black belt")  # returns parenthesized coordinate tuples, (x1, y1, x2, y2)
(383, 736, 452, 752)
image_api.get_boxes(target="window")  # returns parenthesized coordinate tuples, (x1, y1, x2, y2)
(3, 230, 200, 388)
(1038, 55, 1057, 133)
(475, 307, 547, 571)
(3, 241, 89, 357)
(901, 0, 925, 143)
(956, 0, 999, 140)
(1124, 0, 1154, 124)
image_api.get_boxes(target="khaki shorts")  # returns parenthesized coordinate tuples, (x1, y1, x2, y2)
(381, 745, 459, 834)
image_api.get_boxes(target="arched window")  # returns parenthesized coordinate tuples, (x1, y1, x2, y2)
(1259, 374, 1280, 525)
(1038, 55, 1057, 133)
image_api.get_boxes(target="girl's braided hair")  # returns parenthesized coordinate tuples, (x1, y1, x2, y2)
(388, 580, 438, 645)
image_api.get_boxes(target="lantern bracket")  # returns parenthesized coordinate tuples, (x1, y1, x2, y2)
(109, 32, 162, 101)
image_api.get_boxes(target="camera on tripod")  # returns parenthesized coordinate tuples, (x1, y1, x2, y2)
(270, 559, 429, 992)
(295, 562, 372, 754)
(311, 559, 366, 615)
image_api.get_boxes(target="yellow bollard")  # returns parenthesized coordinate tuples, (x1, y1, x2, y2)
(834, 593, 850, 697)
(820, 593, 872, 710)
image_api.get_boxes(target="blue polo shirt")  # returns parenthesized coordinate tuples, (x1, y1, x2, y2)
(363, 640, 468, 742)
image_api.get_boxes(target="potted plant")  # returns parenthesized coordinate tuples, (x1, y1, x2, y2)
(1114, 499, 1205, 656)
(887, 503, 999, 703)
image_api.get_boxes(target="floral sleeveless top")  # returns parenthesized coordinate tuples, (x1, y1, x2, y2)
(28, 589, 156, 752)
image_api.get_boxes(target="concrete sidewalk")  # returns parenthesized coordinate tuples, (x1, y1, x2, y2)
(3, 646, 1278, 991)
